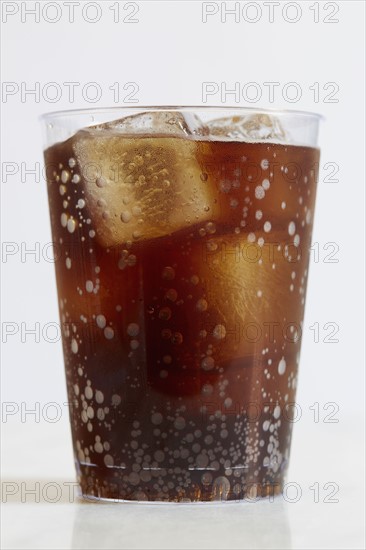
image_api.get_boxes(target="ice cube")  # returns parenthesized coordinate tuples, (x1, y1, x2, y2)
(196, 139, 318, 235)
(141, 228, 305, 397)
(207, 114, 287, 142)
(89, 110, 209, 137)
(71, 131, 219, 247)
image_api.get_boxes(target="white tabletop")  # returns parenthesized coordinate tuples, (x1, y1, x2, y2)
(1, 415, 364, 549)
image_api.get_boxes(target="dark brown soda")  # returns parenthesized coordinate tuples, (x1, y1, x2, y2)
(44, 133, 319, 502)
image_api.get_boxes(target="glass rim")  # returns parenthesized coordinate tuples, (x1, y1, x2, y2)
(40, 105, 324, 123)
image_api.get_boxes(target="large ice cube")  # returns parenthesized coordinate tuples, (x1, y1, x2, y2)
(66, 111, 217, 247)
(71, 135, 218, 247)
(207, 113, 287, 142)
(140, 228, 306, 397)
(91, 110, 209, 137)
(197, 138, 318, 235)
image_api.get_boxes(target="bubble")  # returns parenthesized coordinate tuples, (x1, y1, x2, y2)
(174, 416, 186, 430)
(206, 222, 216, 234)
(261, 159, 269, 170)
(154, 450, 165, 462)
(213, 324, 226, 340)
(262, 178, 270, 190)
(129, 472, 140, 486)
(151, 412, 163, 425)
(85, 386, 93, 399)
(85, 280, 93, 293)
(165, 288, 178, 302)
(281, 201, 286, 210)
(66, 258, 71, 269)
(112, 394, 121, 406)
(201, 356, 214, 371)
(61, 213, 68, 227)
(204, 434, 214, 445)
(224, 397, 233, 408)
(171, 332, 183, 345)
(162, 266, 175, 280)
(255, 210, 263, 220)
(59, 185, 67, 196)
(247, 232, 256, 243)
(263, 420, 270, 431)
(197, 454, 209, 468)
(97, 408, 105, 420)
(96, 315, 106, 329)
(196, 298, 208, 312)
(61, 170, 70, 183)
(206, 240, 218, 252)
(263, 221, 271, 233)
(71, 339, 78, 354)
(288, 221, 296, 236)
(255, 185, 265, 199)
(127, 323, 140, 337)
(95, 391, 104, 404)
(96, 177, 106, 188)
(104, 327, 114, 340)
(94, 440, 103, 453)
(278, 357, 286, 375)
(77, 199, 85, 209)
(67, 218, 76, 233)
(72, 174, 80, 184)
(121, 211, 132, 223)
(193, 445, 202, 458)
(159, 307, 172, 321)
(130, 339, 139, 350)
(273, 405, 281, 419)
(202, 384, 213, 396)
(104, 454, 114, 467)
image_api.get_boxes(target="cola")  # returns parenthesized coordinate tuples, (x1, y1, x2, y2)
(43, 110, 319, 501)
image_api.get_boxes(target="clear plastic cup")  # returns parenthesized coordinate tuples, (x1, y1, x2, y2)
(40, 107, 320, 502)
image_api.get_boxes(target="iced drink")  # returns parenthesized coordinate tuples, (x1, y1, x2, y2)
(43, 110, 319, 502)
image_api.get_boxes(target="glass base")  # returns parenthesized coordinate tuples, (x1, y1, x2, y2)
(77, 463, 284, 503)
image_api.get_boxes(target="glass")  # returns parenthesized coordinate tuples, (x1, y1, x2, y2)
(40, 106, 320, 502)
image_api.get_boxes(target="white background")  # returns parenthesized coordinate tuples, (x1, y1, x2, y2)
(1, 1, 365, 549)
